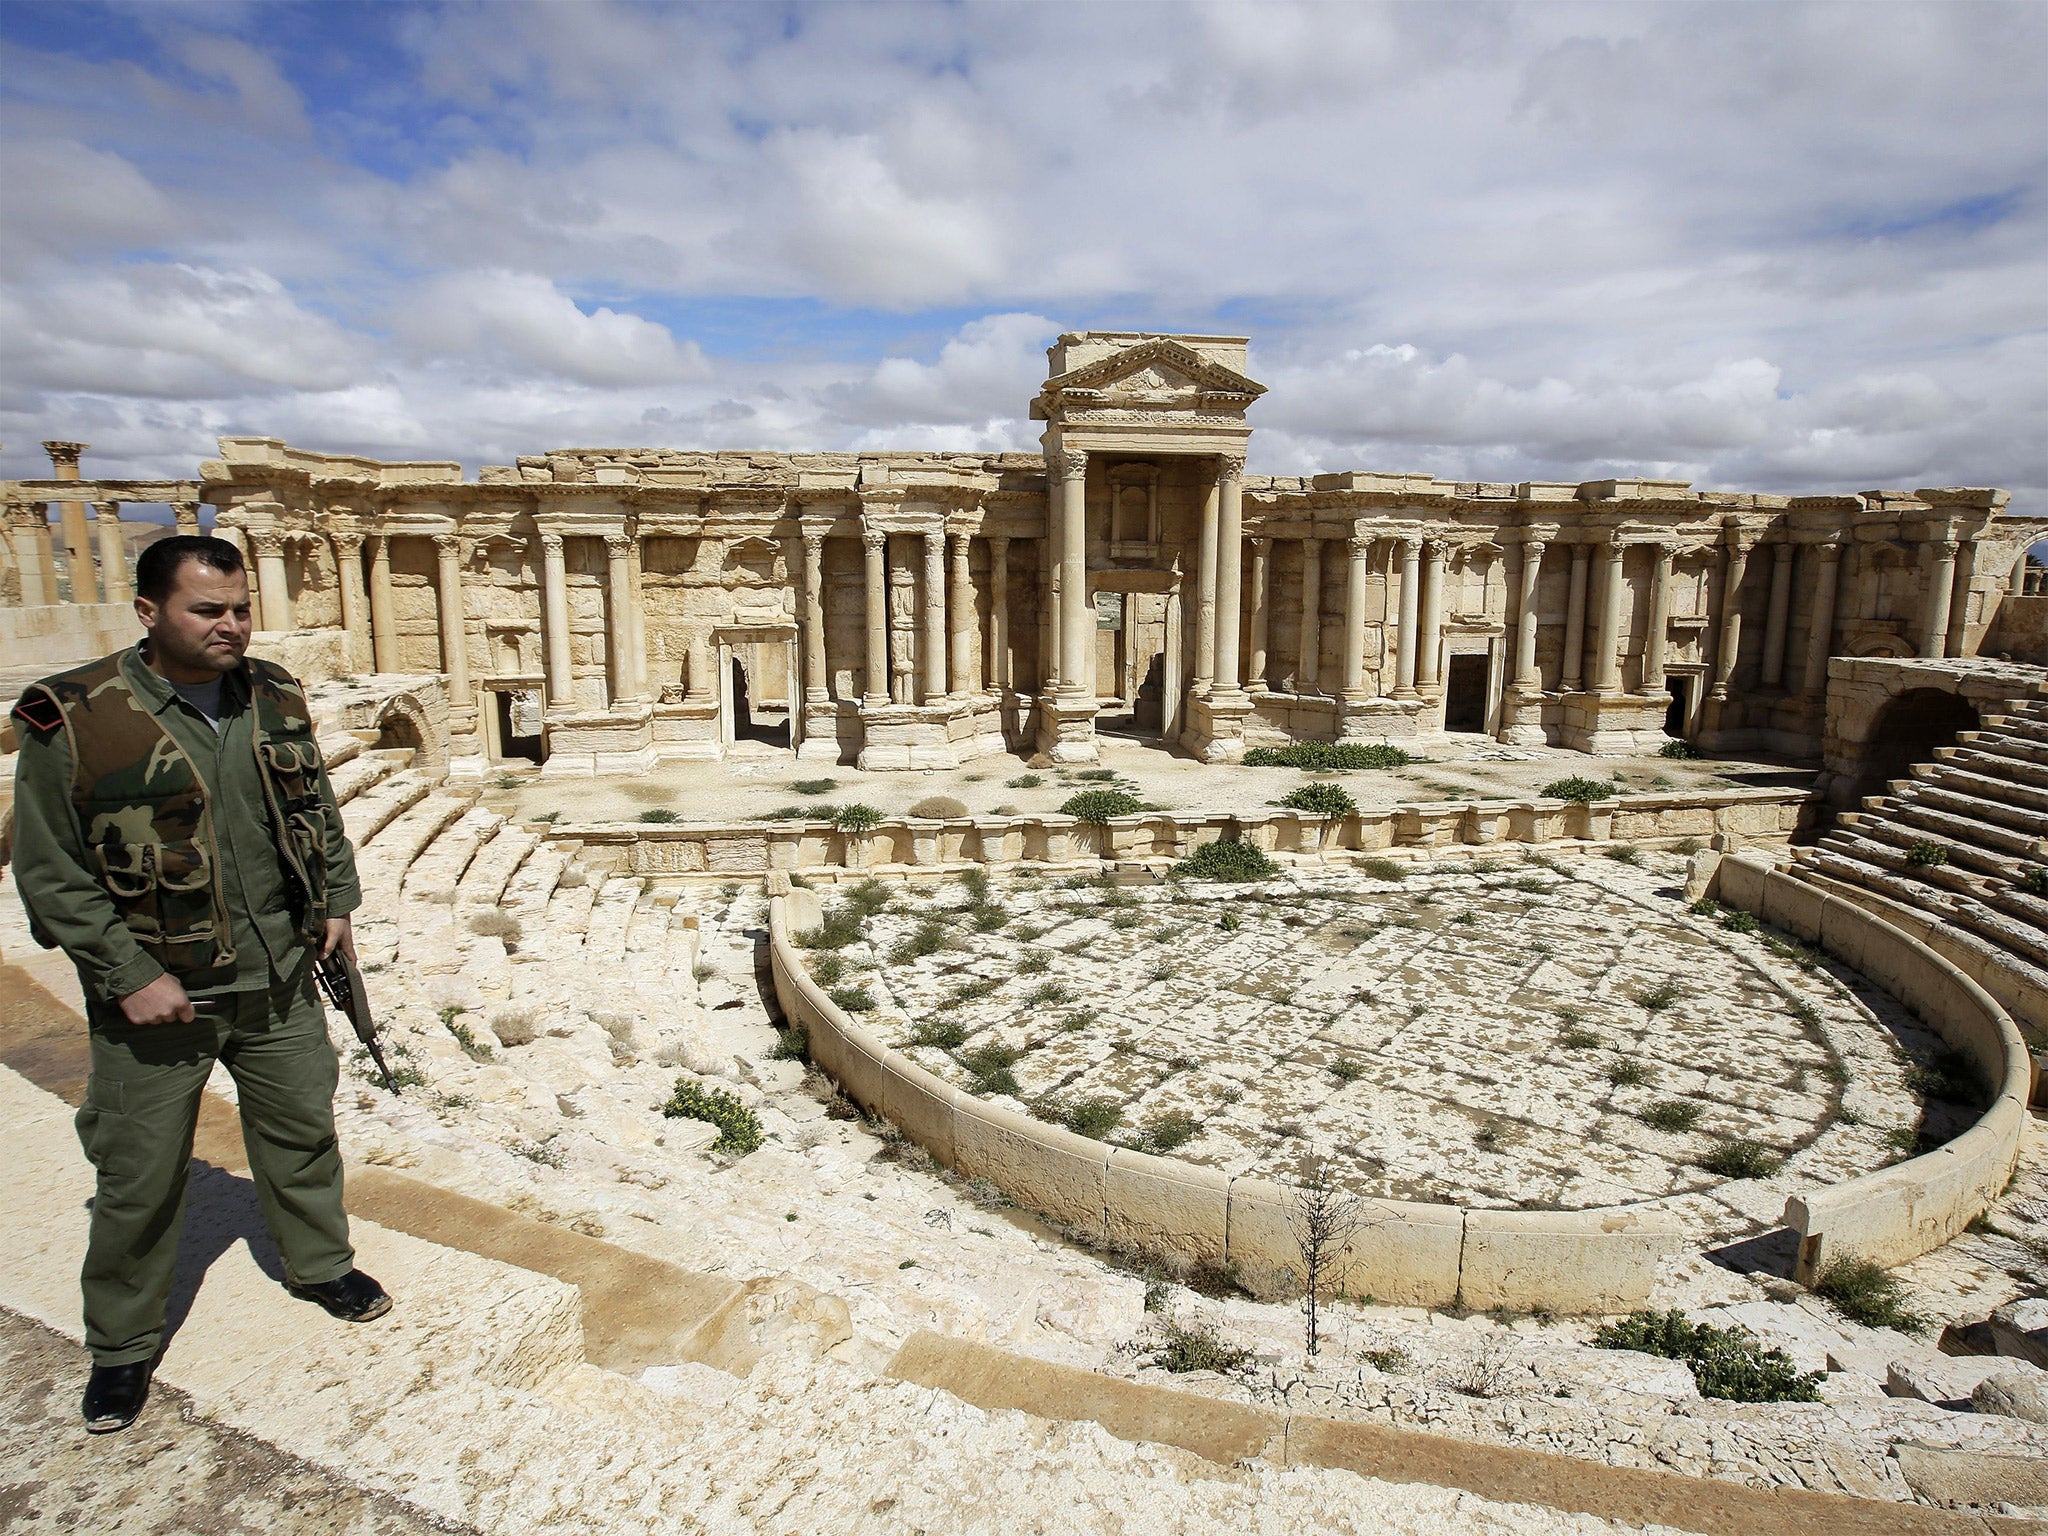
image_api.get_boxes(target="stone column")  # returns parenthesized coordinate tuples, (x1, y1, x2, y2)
(626, 532, 649, 700)
(331, 531, 369, 670)
(1590, 537, 1624, 695)
(91, 502, 130, 603)
(1643, 543, 1674, 693)
(7, 505, 52, 607)
(922, 528, 948, 702)
(1247, 536, 1271, 692)
(1761, 540, 1795, 688)
(1055, 450, 1091, 699)
(1560, 545, 1589, 691)
(949, 530, 975, 697)
(1417, 538, 1447, 692)
(1393, 536, 1422, 698)
(433, 534, 471, 701)
(44, 442, 96, 604)
(251, 529, 292, 631)
(687, 633, 711, 702)
(1513, 538, 1545, 689)
(1710, 538, 1752, 701)
(1194, 470, 1219, 690)
(1802, 541, 1843, 696)
(1043, 532, 1060, 693)
(603, 533, 638, 704)
(1298, 536, 1323, 694)
(539, 533, 573, 704)
(1945, 540, 1977, 658)
(173, 500, 202, 534)
(988, 535, 1010, 690)
(1920, 538, 1958, 660)
(802, 532, 828, 702)
(862, 527, 889, 705)
(368, 533, 399, 672)
(1342, 533, 1372, 702)
(1212, 454, 1245, 695)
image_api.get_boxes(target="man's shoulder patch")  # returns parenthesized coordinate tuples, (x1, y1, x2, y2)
(10, 689, 64, 735)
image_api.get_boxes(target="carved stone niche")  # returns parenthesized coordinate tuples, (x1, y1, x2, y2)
(1107, 462, 1160, 563)
(721, 535, 790, 621)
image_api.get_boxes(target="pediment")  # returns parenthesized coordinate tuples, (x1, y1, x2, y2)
(1041, 338, 1265, 401)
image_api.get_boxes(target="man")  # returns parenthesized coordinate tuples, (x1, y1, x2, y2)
(10, 534, 391, 1435)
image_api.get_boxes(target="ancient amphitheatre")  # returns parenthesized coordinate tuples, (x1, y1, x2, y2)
(3, 331, 2047, 1530)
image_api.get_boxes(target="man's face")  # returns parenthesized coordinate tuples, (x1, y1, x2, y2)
(137, 560, 253, 682)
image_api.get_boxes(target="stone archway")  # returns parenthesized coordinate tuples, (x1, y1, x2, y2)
(373, 691, 444, 768)
(1820, 656, 2042, 809)
(1849, 688, 1978, 804)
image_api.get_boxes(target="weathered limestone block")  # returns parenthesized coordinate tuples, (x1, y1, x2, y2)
(1456, 1208, 1680, 1314)
(1101, 1149, 1228, 1267)
(1223, 1177, 1461, 1307)
(951, 1097, 1108, 1241)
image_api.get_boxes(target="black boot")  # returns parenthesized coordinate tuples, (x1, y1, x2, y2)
(82, 1360, 152, 1434)
(285, 1268, 393, 1322)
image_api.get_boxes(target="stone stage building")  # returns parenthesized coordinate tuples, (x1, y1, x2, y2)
(5, 332, 2042, 775)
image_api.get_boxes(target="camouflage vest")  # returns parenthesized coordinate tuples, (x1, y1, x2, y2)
(11, 650, 333, 973)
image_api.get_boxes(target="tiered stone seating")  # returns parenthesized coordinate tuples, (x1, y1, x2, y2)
(1793, 701, 2048, 1005)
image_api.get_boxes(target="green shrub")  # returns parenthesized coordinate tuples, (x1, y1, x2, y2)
(833, 803, 884, 832)
(1689, 897, 1719, 916)
(1604, 844, 1643, 866)
(1021, 981, 1072, 1007)
(909, 795, 969, 820)
(1329, 1058, 1368, 1083)
(760, 805, 815, 821)
(798, 905, 865, 950)
(1176, 840, 1277, 882)
(1635, 980, 1681, 1012)
(1015, 951, 1051, 975)
(908, 1017, 968, 1050)
(1145, 1316, 1253, 1375)
(769, 1028, 808, 1062)
(1698, 1139, 1782, 1179)
(639, 808, 681, 823)
(1594, 1310, 1821, 1403)
(1718, 909, 1759, 934)
(1903, 840, 1948, 867)
(1280, 782, 1358, 819)
(2019, 868, 2048, 897)
(1242, 742, 1413, 771)
(790, 778, 838, 795)
(1060, 788, 1146, 823)
(889, 917, 952, 963)
(1124, 1111, 1202, 1154)
(828, 984, 876, 1013)
(1056, 1096, 1124, 1139)
(529, 810, 561, 825)
(1542, 776, 1615, 803)
(1607, 1059, 1653, 1088)
(1358, 856, 1408, 882)
(1559, 1025, 1603, 1050)
(958, 1041, 1023, 1097)
(1814, 1257, 1925, 1333)
(807, 953, 846, 985)
(1006, 773, 1043, 789)
(1638, 1099, 1703, 1134)
(845, 879, 894, 916)
(1658, 739, 1701, 759)
(661, 1079, 764, 1155)
(945, 977, 1002, 1005)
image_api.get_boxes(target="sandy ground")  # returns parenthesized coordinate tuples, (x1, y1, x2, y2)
(487, 733, 1816, 828)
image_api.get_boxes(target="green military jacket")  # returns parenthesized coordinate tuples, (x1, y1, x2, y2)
(9, 643, 362, 1002)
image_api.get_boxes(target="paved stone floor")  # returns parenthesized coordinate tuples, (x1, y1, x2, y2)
(488, 731, 1811, 828)
(820, 851, 1945, 1228)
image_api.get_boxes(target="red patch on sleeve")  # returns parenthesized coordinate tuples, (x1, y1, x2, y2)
(10, 693, 63, 734)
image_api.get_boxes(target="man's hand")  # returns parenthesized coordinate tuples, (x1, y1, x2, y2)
(320, 915, 357, 964)
(117, 973, 194, 1027)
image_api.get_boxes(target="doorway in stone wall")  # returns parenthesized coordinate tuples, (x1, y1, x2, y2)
(1664, 677, 1691, 739)
(1443, 654, 1489, 733)
(718, 626, 796, 751)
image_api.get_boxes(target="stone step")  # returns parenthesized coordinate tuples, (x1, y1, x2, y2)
(1804, 839, 2048, 971)
(1897, 778, 2048, 839)
(579, 879, 644, 968)
(1935, 744, 2048, 791)
(502, 843, 573, 919)
(1790, 854, 2048, 1001)
(535, 880, 599, 954)
(1833, 814, 2031, 884)
(358, 791, 482, 903)
(317, 731, 364, 774)
(1952, 729, 2048, 770)
(1911, 758, 2048, 815)
(1882, 796, 2048, 862)
(455, 825, 540, 913)
(401, 807, 504, 907)
(342, 769, 433, 848)
(326, 749, 402, 810)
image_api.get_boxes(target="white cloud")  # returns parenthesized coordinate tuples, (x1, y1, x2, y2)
(392, 270, 709, 387)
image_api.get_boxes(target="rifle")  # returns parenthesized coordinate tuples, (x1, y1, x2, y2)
(314, 948, 399, 1093)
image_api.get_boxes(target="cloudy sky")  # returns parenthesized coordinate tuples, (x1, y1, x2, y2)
(2, 0, 2043, 508)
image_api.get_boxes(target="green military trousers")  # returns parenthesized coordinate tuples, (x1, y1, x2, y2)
(74, 964, 356, 1365)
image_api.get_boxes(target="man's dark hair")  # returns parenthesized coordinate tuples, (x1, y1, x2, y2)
(135, 535, 245, 604)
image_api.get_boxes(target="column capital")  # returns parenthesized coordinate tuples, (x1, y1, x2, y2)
(1399, 535, 1423, 559)
(1049, 448, 1087, 483)
(924, 526, 945, 549)
(42, 441, 86, 472)
(1249, 534, 1271, 554)
(1522, 536, 1547, 559)
(92, 500, 121, 519)
(433, 532, 462, 559)
(1423, 536, 1450, 560)
(1930, 537, 1959, 559)
(249, 528, 287, 557)
(603, 533, 632, 559)
(1347, 533, 1374, 560)
(330, 530, 364, 556)
(1216, 452, 1246, 479)
(862, 526, 888, 553)
(802, 529, 826, 557)
(539, 531, 565, 556)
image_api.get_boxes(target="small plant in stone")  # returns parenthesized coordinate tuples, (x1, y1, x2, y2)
(829, 984, 877, 1013)
(1604, 844, 1643, 866)
(958, 1041, 1023, 1097)
(1717, 909, 1759, 934)
(639, 808, 681, 823)
(1637, 1099, 1703, 1134)
(1280, 782, 1357, 819)
(945, 977, 1002, 1005)
(1145, 1316, 1254, 1375)
(1328, 1058, 1367, 1083)
(2020, 867, 2048, 897)
(790, 778, 838, 795)
(662, 1079, 764, 1155)
(1698, 1139, 1782, 1179)
(1176, 840, 1276, 882)
(1057, 1097, 1124, 1139)
(1558, 1024, 1603, 1050)
(1903, 840, 1949, 867)
(1594, 1311, 1820, 1403)
(1635, 980, 1682, 1012)
(508, 1137, 566, 1169)
(1290, 1155, 1369, 1359)
(1125, 1111, 1202, 1154)
(769, 1027, 808, 1062)
(1541, 776, 1614, 803)
(1607, 1059, 1653, 1088)
(908, 1017, 968, 1050)
(1688, 897, 1719, 917)
(833, 803, 884, 832)
(1016, 951, 1051, 975)
(1358, 857, 1408, 882)
(692, 959, 717, 983)
(808, 953, 847, 985)
(1814, 1257, 1924, 1334)
(1021, 981, 1071, 1008)
(889, 917, 952, 963)
(1659, 739, 1702, 759)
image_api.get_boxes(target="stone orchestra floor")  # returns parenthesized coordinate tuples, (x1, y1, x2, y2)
(811, 851, 1949, 1230)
